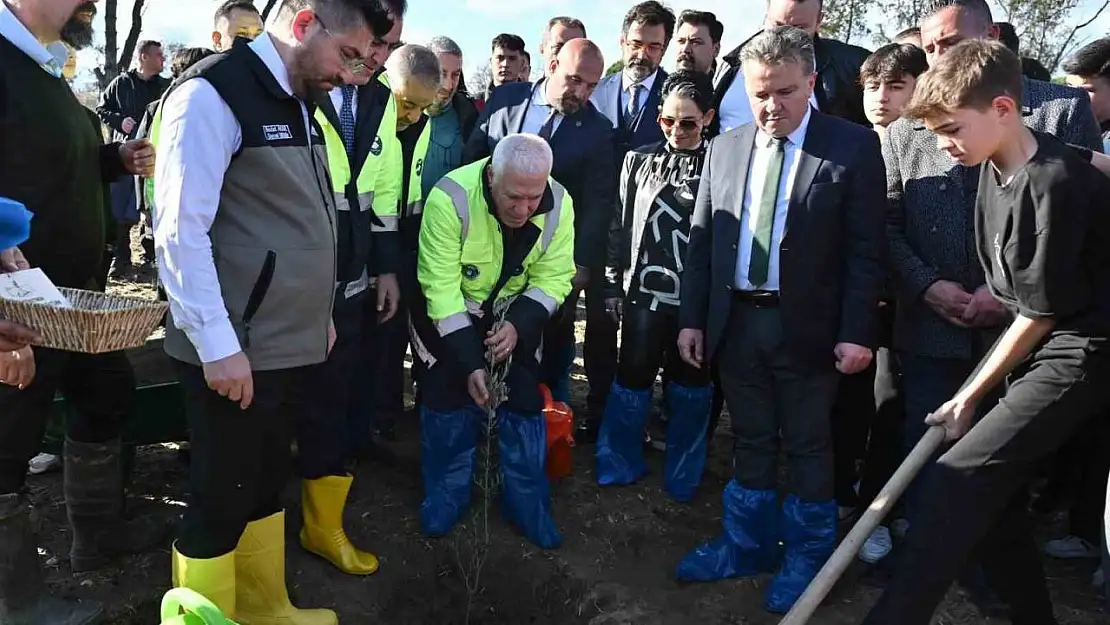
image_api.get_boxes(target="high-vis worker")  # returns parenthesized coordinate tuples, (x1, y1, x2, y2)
(412, 134, 575, 549)
(289, 24, 407, 578)
(368, 44, 438, 440)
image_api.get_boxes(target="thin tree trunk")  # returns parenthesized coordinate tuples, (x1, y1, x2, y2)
(117, 0, 148, 74)
(99, 0, 118, 89)
(261, 0, 279, 21)
(1051, 0, 1109, 72)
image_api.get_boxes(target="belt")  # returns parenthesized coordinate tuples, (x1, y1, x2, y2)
(733, 290, 780, 308)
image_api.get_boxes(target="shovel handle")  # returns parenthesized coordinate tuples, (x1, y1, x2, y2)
(778, 425, 948, 625)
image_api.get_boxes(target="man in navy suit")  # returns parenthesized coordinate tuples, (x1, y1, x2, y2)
(581, 1, 675, 431)
(674, 26, 886, 614)
(463, 38, 615, 407)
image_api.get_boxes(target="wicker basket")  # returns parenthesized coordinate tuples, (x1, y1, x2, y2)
(0, 288, 168, 354)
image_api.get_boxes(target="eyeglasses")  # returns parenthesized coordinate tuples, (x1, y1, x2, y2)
(659, 116, 701, 131)
(315, 15, 369, 75)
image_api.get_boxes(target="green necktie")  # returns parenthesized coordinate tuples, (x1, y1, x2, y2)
(748, 137, 786, 287)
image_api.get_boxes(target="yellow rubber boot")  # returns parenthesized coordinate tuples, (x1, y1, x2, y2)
(300, 475, 379, 576)
(234, 512, 337, 625)
(171, 543, 236, 619)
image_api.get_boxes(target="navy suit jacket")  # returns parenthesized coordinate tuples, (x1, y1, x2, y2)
(679, 111, 887, 370)
(590, 69, 667, 163)
(463, 80, 616, 270)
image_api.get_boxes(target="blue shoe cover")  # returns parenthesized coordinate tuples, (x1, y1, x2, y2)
(663, 383, 712, 502)
(498, 408, 563, 549)
(419, 405, 482, 536)
(765, 496, 836, 613)
(595, 383, 651, 486)
(676, 481, 778, 581)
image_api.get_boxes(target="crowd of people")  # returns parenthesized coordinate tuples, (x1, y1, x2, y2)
(1, 0, 1110, 623)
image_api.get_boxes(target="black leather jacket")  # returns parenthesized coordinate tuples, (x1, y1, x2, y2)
(712, 33, 870, 133)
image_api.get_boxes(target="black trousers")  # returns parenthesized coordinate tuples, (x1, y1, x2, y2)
(0, 347, 134, 494)
(716, 301, 839, 502)
(616, 306, 707, 390)
(831, 304, 904, 510)
(583, 280, 618, 411)
(295, 293, 364, 479)
(864, 339, 1110, 625)
(174, 360, 310, 558)
(366, 261, 421, 430)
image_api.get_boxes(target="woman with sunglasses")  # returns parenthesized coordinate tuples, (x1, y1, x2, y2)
(595, 70, 717, 502)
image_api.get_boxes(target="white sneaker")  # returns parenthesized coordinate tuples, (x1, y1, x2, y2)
(1092, 566, 1104, 588)
(1043, 535, 1100, 559)
(859, 526, 893, 564)
(27, 453, 61, 475)
(890, 518, 910, 539)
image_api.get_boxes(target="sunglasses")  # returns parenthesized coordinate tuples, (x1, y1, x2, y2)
(659, 116, 701, 131)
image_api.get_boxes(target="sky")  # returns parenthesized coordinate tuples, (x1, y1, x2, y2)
(74, 0, 762, 86)
(75, 0, 1110, 87)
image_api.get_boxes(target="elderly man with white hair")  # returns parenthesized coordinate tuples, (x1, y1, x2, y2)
(412, 133, 575, 549)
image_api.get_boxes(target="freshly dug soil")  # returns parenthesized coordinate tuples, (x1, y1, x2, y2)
(25, 276, 1105, 625)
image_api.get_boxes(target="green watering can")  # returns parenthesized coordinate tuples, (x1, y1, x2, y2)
(160, 588, 237, 625)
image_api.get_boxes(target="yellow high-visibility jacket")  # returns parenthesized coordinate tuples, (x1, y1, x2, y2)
(415, 157, 575, 373)
(314, 72, 402, 292)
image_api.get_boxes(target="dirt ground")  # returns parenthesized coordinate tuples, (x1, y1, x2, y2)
(29, 271, 1107, 625)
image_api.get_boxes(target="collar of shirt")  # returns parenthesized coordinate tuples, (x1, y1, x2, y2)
(0, 4, 69, 77)
(249, 32, 295, 98)
(622, 68, 658, 96)
(532, 80, 552, 108)
(756, 105, 812, 149)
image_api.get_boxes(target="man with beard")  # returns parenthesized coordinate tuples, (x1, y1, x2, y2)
(582, 0, 674, 438)
(153, 0, 391, 619)
(1, 0, 162, 622)
(674, 10, 722, 76)
(465, 38, 614, 417)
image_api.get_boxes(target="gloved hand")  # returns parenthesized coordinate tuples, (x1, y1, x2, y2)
(0, 198, 32, 251)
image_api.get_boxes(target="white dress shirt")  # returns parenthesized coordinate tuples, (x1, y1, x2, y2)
(520, 82, 563, 137)
(621, 68, 658, 119)
(733, 107, 812, 291)
(718, 72, 820, 134)
(328, 84, 357, 120)
(153, 33, 312, 364)
(0, 4, 69, 77)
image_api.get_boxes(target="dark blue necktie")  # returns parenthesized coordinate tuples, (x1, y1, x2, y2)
(339, 85, 356, 158)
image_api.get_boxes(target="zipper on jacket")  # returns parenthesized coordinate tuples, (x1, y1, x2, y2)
(242, 250, 277, 350)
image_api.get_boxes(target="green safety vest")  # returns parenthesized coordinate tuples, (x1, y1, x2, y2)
(417, 157, 576, 337)
(403, 118, 432, 218)
(315, 71, 400, 232)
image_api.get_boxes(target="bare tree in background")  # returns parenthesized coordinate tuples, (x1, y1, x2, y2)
(469, 63, 492, 99)
(821, 0, 872, 44)
(94, 0, 148, 89)
(260, 0, 280, 21)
